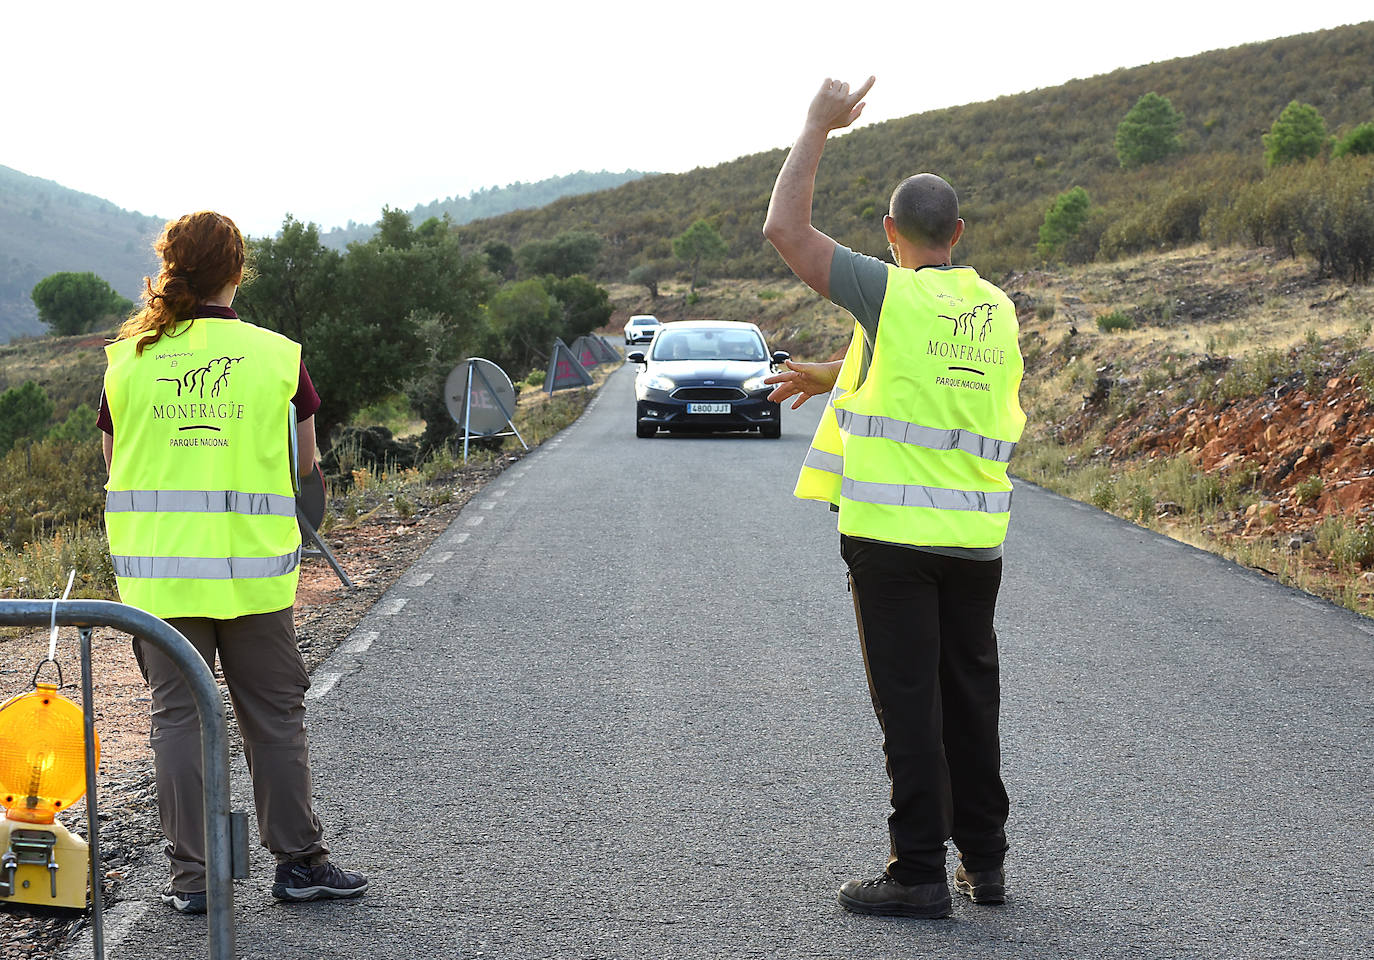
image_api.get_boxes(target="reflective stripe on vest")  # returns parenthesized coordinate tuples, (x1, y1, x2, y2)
(802, 446, 844, 475)
(841, 477, 1012, 513)
(105, 489, 297, 517)
(832, 409, 1016, 463)
(111, 548, 301, 580)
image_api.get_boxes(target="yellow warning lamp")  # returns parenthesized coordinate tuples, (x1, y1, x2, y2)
(0, 681, 98, 909)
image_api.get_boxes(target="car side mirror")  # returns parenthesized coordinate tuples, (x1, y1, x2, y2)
(771, 351, 791, 366)
(627, 351, 646, 364)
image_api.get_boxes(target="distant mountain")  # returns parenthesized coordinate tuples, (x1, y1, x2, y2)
(319, 169, 652, 249)
(0, 165, 163, 342)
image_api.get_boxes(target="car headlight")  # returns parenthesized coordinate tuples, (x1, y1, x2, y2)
(742, 374, 772, 393)
(641, 374, 676, 392)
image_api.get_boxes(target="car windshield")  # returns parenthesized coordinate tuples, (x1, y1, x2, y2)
(651, 329, 766, 362)
(632, 318, 658, 326)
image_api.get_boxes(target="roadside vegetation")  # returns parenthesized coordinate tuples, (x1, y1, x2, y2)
(0, 367, 610, 610)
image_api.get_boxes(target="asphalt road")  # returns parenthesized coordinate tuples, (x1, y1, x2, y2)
(80, 363, 1374, 959)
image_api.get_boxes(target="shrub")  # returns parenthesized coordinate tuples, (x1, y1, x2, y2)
(1036, 187, 1092, 261)
(1333, 122, 1374, 159)
(1264, 101, 1327, 168)
(1316, 518, 1374, 568)
(1294, 476, 1324, 506)
(1089, 477, 1117, 510)
(1115, 92, 1185, 169)
(1096, 311, 1134, 332)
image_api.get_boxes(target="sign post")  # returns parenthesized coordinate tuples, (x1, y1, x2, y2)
(445, 358, 527, 462)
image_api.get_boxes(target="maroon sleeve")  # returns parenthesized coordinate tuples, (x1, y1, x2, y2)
(97, 388, 113, 435)
(293, 361, 321, 420)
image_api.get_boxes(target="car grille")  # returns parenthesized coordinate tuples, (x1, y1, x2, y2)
(672, 387, 747, 401)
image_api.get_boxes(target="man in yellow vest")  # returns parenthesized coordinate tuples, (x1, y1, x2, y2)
(763, 78, 1025, 918)
(101, 210, 366, 914)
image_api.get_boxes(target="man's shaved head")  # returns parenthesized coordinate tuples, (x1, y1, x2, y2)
(888, 174, 960, 247)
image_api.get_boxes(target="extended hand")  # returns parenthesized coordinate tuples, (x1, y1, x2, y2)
(764, 359, 842, 409)
(806, 76, 875, 133)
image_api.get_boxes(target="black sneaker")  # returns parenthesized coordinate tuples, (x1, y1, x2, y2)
(838, 874, 952, 918)
(954, 863, 1006, 904)
(160, 887, 207, 915)
(271, 860, 369, 902)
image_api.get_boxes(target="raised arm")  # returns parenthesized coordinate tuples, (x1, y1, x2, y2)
(762, 76, 875, 297)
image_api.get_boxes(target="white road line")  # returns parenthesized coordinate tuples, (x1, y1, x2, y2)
(480, 501, 496, 510)
(465, 516, 485, 527)
(306, 671, 342, 700)
(409, 571, 434, 587)
(454, 533, 470, 544)
(491, 489, 508, 498)
(61, 899, 151, 959)
(341, 630, 378, 655)
(377, 597, 408, 616)
(430, 551, 454, 563)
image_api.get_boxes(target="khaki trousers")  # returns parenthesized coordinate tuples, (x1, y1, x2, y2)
(133, 607, 328, 893)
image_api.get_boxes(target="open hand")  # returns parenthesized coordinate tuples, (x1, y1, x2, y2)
(764, 359, 842, 409)
(806, 76, 875, 133)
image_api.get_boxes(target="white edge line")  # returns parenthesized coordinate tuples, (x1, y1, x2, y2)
(340, 630, 378, 655)
(62, 898, 152, 959)
(305, 671, 342, 700)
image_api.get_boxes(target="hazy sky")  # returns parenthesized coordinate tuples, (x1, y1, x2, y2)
(6, 2, 1370, 238)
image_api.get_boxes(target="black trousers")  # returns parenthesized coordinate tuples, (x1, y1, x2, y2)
(840, 534, 1009, 884)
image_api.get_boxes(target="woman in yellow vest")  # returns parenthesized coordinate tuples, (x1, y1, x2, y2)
(764, 79, 1024, 918)
(100, 211, 367, 914)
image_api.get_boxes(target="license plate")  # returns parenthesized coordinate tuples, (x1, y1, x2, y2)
(687, 402, 731, 414)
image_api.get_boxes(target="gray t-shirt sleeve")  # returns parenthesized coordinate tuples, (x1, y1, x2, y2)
(828, 245, 889, 343)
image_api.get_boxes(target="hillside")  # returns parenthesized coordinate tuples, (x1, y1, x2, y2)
(455, 22, 1374, 284)
(0, 164, 162, 341)
(319, 169, 653, 249)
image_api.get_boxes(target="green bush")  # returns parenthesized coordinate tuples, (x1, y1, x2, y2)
(1096, 311, 1134, 332)
(1264, 101, 1328, 167)
(1294, 475, 1324, 506)
(1115, 92, 1185, 169)
(1037, 187, 1092, 261)
(1316, 518, 1374, 568)
(1333, 122, 1374, 159)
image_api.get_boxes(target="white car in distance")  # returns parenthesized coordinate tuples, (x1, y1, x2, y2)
(624, 314, 662, 344)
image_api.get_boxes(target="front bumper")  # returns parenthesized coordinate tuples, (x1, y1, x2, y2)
(635, 393, 780, 431)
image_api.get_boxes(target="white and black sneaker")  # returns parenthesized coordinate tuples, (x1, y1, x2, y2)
(160, 886, 207, 915)
(271, 860, 369, 901)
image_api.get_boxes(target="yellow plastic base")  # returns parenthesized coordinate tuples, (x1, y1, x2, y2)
(0, 815, 89, 910)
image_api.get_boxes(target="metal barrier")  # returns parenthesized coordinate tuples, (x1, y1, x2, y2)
(0, 600, 239, 960)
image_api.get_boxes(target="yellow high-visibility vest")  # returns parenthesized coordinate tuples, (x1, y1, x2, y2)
(104, 316, 302, 619)
(794, 264, 1025, 548)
